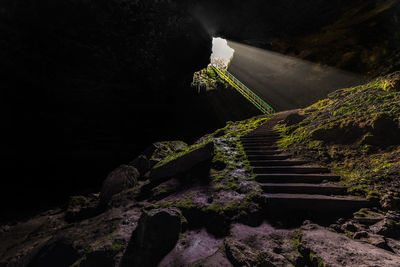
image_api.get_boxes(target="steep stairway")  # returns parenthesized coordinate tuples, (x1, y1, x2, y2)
(242, 113, 374, 215)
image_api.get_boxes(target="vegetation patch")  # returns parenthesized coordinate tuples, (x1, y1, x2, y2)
(274, 72, 400, 207)
(192, 65, 229, 92)
(146, 115, 272, 230)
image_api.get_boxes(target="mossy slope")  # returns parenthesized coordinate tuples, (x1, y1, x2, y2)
(275, 72, 400, 208)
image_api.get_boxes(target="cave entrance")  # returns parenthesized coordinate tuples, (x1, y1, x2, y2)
(192, 37, 235, 92)
(210, 37, 235, 69)
(191, 37, 262, 123)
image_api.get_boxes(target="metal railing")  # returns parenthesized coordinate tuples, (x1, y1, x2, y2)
(210, 64, 274, 114)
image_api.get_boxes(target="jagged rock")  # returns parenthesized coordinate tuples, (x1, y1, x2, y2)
(381, 193, 400, 210)
(65, 195, 100, 222)
(129, 155, 151, 177)
(370, 218, 400, 238)
(329, 223, 344, 233)
(224, 238, 260, 266)
(341, 221, 358, 233)
(353, 208, 385, 225)
(119, 208, 183, 267)
(99, 165, 139, 205)
(386, 211, 400, 221)
(367, 234, 390, 251)
(353, 231, 369, 239)
(386, 238, 400, 255)
(149, 142, 214, 182)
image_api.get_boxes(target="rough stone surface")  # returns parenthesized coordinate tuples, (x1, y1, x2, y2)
(100, 165, 140, 205)
(65, 194, 101, 222)
(225, 223, 297, 267)
(159, 228, 224, 266)
(301, 225, 400, 266)
(119, 208, 182, 267)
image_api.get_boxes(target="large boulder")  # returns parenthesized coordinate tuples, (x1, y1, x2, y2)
(99, 165, 139, 205)
(27, 237, 80, 267)
(119, 208, 183, 267)
(149, 141, 214, 182)
(129, 155, 151, 177)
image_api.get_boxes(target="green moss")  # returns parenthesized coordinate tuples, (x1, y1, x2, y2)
(309, 252, 324, 267)
(275, 72, 400, 201)
(110, 242, 124, 253)
(70, 257, 85, 267)
(68, 196, 87, 208)
(289, 231, 302, 248)
(153, 140, 212, 169)
(192, 65, 228, 92)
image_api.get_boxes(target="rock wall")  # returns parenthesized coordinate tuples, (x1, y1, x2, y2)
(193, 0, 400, 76)
(0, 0, 213, 219)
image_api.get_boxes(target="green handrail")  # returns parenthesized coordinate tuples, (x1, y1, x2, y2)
(210, 65, 274, 114)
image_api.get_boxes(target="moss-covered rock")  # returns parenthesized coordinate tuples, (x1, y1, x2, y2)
(100, 165, 140, 205)
(150, 141, 214, 182)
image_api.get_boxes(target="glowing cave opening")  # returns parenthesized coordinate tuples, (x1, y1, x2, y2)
(210, 37, 235, 69)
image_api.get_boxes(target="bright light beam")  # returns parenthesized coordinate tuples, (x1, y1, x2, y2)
(227, 41, 364, 111)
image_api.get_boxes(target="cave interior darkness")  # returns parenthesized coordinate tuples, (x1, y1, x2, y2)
(1, 0, 400, 221)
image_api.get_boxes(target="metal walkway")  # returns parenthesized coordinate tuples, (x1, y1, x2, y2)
(211, 64, 274, 114)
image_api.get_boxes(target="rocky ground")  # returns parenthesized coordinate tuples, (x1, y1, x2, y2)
(1, 73, 400, 266)
(3, 0, 400, 223)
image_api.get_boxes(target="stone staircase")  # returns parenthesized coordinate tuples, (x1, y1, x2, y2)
(242, 115, 374, 215)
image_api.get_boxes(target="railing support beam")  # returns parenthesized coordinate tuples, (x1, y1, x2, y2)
(211, 65, 274, 114)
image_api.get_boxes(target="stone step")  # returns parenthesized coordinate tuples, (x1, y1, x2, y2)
(247, 154, 292, 161)
(253, 166, 330, 174)
(255, 173, 340, 183)
(242, 143, 277, 147)
(260, 183, 348, 195)
(245, 132, 278, 136)
(242, 138, 278, 142)
(250, 159, 308, 166)
(261, 193, 373, 213)
(241, 135, 279, 139)
(245, 150, 283, 155)
(244, 146, 280, 151)
(241, 139, 279, 143)
(246, 132, 278, 136)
